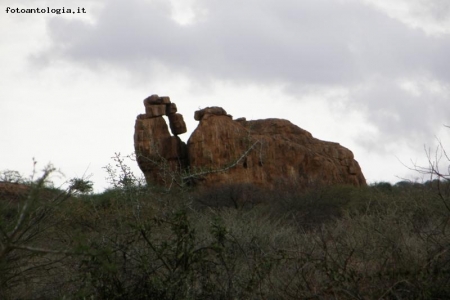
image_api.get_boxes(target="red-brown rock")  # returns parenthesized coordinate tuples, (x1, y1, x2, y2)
(134, 100, 366, 189)
(186, 111, 366, 188)
(0, 181, 30, 203)
(145, 104, 166, 117)
(134, 116, 187, 186)
(194, 106, 229, 121)
(166, 103, 178, 115)
(168, 113, 187, 135)
(143, 94, 171, 105)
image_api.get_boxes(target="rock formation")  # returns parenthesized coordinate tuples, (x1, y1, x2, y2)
(134, 95, 366, 189)
(0, 181, 30, 203)
(134, 95, 187, 185)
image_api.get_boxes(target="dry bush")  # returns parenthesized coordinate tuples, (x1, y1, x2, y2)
(1, 143, 449, 299)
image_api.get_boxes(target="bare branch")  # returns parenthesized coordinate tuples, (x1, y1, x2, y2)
(9, 244, 79, 256)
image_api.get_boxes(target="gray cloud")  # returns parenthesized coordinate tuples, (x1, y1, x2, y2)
(351, 76, 449, 150)
(36, 0, 450, 150)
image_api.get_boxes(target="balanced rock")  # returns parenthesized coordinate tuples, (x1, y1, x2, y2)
(144, 95, 171, 105)
(166, 103, 178, 115)
(134, 95, 187, 186)
(168, 113, 187, 135)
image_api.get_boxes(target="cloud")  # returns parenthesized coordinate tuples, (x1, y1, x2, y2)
(361, 0, 450, 36)
(28, 0, 450, 183)
(37, 0, 362, 83)
(351, 75, 450, 149)
(38, 0, 449, 81)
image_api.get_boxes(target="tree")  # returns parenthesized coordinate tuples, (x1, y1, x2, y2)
(408, 126, 450, 211)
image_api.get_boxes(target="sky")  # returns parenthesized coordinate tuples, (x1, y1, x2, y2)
(1, 0, 449, 191)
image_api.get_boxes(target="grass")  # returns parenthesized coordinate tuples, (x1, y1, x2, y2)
(1, 164, 450, 299)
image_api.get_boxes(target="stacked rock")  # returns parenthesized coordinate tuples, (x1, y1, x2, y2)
(134, 94, 188, 187)
(141, 94, 187, 135)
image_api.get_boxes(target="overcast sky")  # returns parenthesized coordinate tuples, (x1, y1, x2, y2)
(1, 0, 449, 191)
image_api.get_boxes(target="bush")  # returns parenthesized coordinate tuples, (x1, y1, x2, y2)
(0, 147, 449, 298)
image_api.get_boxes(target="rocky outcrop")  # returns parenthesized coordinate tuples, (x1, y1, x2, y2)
(187, 108, 366, 188)
(0, 181, 30, 203)
(134, 96, 366, 189)
(134, 95, 187, 185)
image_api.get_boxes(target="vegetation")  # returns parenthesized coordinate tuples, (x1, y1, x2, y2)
(0, 151, 449, 299)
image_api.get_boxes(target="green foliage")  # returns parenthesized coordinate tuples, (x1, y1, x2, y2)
(69, 177, 94, 194)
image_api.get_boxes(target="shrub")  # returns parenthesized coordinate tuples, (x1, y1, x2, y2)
(1, 142, 449, 298)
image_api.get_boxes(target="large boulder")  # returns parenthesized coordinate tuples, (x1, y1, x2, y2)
(186, 109, 365, 188)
